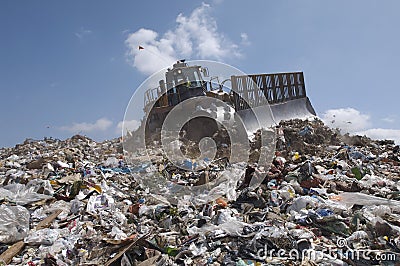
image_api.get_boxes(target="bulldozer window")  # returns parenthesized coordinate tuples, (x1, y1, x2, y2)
(183, 68, 202, 87)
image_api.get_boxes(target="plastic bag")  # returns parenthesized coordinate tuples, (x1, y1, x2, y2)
(86, 194, 115, 214)
(287, 196, 320, 213)
(24, 228, 65, 245)
(26, 179, 55, 195)
(0, 205, 30, 243)
(369, 205, 392, 217)
(70, 199, 83, 214)
(108, 226, 127, 240)
(346, 230, 369, 243)
(332, 192, 399, 208)
(104, 157, 119, 167)
(0, 183, 53, 205)
(187, 209, 252, 237)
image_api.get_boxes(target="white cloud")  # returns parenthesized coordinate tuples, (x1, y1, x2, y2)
(75, 27, 92, 39)
(125, 28, 176, 75)
(382, 116, 396, 123)
(117, 120, 141, 135)
(60, 118, 112, 133)
(321, 108, 371, 133)
(240, 33, 251, 46)
(357, 128, 400, 144)
(125, 3, 242, 75)
(322, 108, 400, 144)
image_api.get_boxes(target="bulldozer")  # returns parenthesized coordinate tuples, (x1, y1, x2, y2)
(142, 60, 316, 142)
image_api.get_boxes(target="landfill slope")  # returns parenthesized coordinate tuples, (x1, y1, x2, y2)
(0, 119, 400, 265)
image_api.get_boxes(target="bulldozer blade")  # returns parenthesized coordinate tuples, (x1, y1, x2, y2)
(236, 96, 316, 133)
(270, 96, 316, 123)
(231, 72, 317, 133)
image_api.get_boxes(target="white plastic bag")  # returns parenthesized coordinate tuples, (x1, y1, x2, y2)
(0, 205, 30, 243)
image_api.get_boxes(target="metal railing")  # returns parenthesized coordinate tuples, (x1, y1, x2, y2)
(231, 72, 306, 111)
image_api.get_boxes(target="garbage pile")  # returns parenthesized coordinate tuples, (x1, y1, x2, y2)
(1, 118, 400, 265)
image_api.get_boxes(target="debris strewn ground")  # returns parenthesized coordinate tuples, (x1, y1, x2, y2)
(1, 118, 400, 265)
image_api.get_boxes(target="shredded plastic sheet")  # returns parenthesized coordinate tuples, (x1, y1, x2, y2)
(0, 205, 30, 243)
(24, 228, 68, 246)
(0, 183, 53, 205)
(332, 192, 400, 208)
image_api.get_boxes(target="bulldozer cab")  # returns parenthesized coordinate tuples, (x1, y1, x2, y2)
(143, 61, 210, 132)
(144, 61, 209, 110)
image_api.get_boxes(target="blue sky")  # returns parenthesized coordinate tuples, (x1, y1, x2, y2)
(1, 0, 399, 147)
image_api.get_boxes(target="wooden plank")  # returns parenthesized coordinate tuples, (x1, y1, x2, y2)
(36, 209, 63, 230)
(0, 241, 25, 265)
